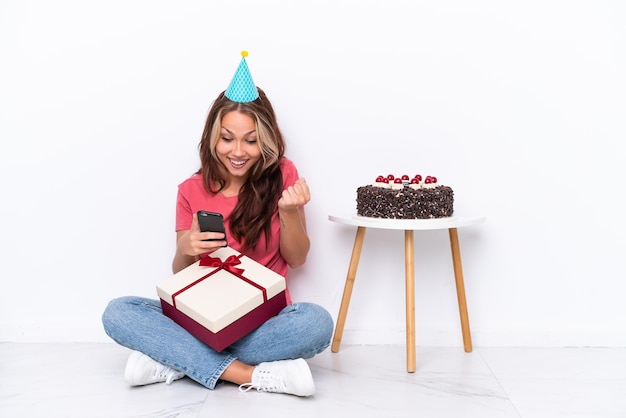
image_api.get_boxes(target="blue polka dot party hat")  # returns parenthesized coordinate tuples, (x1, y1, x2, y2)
(225, 51, 259, 103)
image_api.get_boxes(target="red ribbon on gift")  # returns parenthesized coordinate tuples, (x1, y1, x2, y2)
(171, 253, 268, 308)
(200, 254, 245, 275)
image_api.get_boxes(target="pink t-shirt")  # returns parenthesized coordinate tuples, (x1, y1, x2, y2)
(176, 158, 300, 301)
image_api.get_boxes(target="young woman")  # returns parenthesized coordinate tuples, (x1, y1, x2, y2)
(101, 54, 333, 397)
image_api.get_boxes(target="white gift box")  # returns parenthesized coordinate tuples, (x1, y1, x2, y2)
(156, 246, 287, 351)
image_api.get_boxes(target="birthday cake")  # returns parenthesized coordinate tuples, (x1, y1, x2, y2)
(356, 174, 454, 219)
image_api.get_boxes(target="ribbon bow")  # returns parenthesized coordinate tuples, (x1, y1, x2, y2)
(200, 254, 245, 275)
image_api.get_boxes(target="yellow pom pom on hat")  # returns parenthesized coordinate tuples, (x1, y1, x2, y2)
(225, 50, 259, 103)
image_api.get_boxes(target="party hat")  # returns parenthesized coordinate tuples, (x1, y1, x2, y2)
(225, 51, 259, 103)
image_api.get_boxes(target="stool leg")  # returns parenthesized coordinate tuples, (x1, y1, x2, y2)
(331, 226, 366, 353)
(405, 230, 416, 372)
(448, 227, 473, 352)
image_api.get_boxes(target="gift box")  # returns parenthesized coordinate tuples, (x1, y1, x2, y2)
(156, 246, 287, 352)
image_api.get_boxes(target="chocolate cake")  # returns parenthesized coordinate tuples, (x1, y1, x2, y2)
(356, 174, 454, 219)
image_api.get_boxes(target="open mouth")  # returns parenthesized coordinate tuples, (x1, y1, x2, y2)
(229, 159, 247, 169)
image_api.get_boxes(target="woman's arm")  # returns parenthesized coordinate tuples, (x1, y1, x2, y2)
(278, 178, 311, 268)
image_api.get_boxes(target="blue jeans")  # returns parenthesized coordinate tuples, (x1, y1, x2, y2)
(101, 296, 334, 389)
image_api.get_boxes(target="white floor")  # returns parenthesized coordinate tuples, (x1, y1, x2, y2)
(1, 343, 625, 418)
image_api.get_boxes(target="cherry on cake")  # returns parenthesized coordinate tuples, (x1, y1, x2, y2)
(356, 174, 454, 219)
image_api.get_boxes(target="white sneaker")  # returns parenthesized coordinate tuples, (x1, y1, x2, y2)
(239, 358, 315, 397)
(124, 350, 185, 386)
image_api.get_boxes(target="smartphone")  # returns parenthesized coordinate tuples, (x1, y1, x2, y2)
(197, 210, 227, 246)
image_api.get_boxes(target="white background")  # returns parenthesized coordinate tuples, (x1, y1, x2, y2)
(1, 0, 624, 347)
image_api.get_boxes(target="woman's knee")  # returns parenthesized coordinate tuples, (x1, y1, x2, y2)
(101, 296, 136, 329)
(300, 303, 334, 343)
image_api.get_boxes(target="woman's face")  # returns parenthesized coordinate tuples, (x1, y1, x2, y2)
(216, 110, 262, 180)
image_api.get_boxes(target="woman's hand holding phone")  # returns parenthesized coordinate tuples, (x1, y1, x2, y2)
(177, 213, 227, 259)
